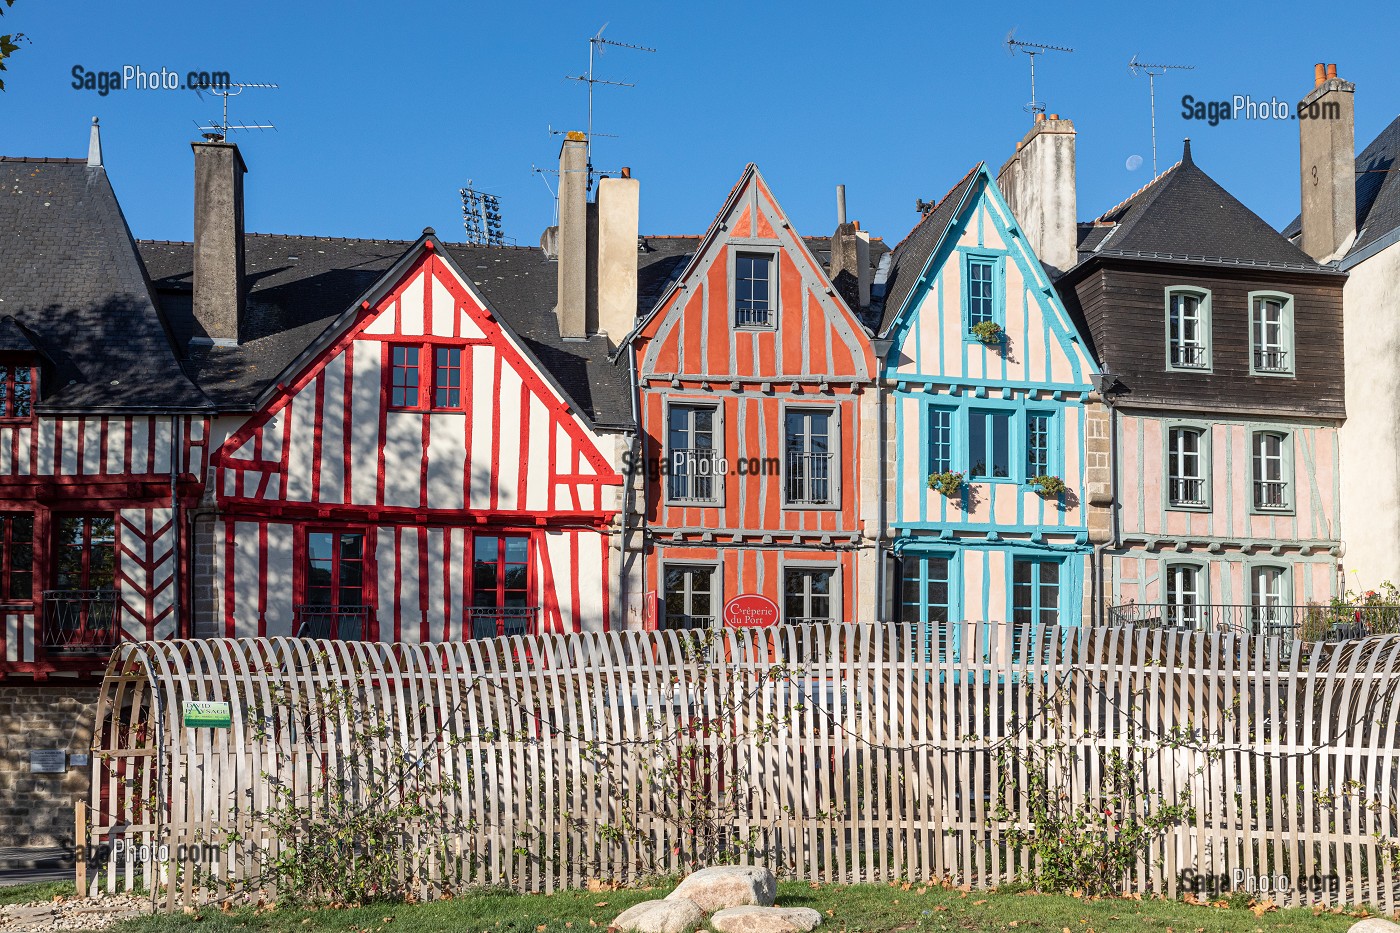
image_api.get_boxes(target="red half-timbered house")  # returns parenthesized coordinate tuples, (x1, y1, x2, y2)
(622, 166, 882, 629)
(189, 232, 624, 641)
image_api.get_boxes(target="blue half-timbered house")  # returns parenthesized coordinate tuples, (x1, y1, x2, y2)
(876, 163, 1102, 638)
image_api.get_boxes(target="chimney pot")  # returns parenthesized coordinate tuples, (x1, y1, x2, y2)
(1035, 112, 1046, 123)
(1314, 63, 1326, 87)
(620, 166, 631, 178)
(1327, 63, 1338, 80)
(1049, 113, 1059, 121)
(836, 184, 847, 225)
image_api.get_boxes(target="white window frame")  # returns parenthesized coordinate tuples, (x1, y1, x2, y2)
(780, 560, 841, 626)
(659, 559, 721, 631)
(1165, 562, 1207, 630)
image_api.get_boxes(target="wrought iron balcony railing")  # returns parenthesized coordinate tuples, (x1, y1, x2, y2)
(467, 606, 538, 639)
(1170, 344, 1208, 369)
(667, 448, 720, 503)
(294, 605, 374, 641)
(1254, 480, 1289, 510)
(1254, 348, 1289, 373)
(42, 589, 120, 653)
(785, 451, 834, 505)
(1107, 602, 1400, 641)
(1169, 477, 1207, 507)
(662, 613, 714, 631)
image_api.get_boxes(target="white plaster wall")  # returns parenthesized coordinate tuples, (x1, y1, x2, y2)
(1338, 245, 1400, 588)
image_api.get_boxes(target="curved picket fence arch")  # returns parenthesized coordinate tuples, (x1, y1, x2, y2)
(89, 625, 1400, 911)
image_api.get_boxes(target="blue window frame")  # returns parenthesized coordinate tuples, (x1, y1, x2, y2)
(928, 408, 954, 474)
(1026, 412, 1052, 477)
(1012, 556, 1061, 660)
(968, 409, 1012, 480)
(901, 554, 955, 661)
(962, 252, 1003, 335)
(967, 260, 995, 326)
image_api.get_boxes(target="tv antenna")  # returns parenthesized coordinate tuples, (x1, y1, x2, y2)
(564, 23, 654, 191)
(1004, 31, 1073, 116)
(460, 181, 506, 247)
(195, 81, 279, 140)
(1130, 56, 1195, 176)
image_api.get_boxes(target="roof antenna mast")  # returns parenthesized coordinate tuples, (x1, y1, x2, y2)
(195, 81, 279, 140)
(1004, 31, 1074, 116)
(460, 181, 506, 246)
(1129, 56, 1195, 176)
(565, 23, 654, 191)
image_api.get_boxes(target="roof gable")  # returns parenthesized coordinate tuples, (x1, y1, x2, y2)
(877, 165, 982, 334)
(630, 165, 874, 381)
(881, 164, 1095, 387)
(215, 239, 620, 513)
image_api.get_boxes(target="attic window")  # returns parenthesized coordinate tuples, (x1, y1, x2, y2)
(0, 359, 35, 423)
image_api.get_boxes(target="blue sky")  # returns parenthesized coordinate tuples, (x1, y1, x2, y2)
(2, 1, 1395, 249)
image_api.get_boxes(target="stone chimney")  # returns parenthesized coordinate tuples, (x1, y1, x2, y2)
(595, 168, 639, 349)
(87, 117, 102, 167)
(556, 132, 589, 339)
(829, 220, 871, 311)
(997, 114, 1077, 277)
(191, 141, 247, 346)
(1298, 62, 1356, 262)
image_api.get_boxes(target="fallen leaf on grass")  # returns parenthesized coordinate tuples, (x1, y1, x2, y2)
(825, 910, 835, 917)
(972, 900, 987, 906)
(593, 902, 609, 908)
(1250, 899, 1277, 918)
(934, 906, 948, 913)
(916, 887, 928, 895)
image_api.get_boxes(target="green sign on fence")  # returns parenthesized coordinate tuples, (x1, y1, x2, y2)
(182, 701, 231, 729)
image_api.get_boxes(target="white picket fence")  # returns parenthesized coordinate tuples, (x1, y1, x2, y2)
(89, 624, 1400, 910)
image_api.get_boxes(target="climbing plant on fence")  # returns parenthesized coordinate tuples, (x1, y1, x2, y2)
(89, 625, 1400, 911)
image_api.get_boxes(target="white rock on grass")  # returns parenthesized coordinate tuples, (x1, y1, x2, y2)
(612, 897, 705, 933)
(1350, 921, 1400, 933)
(666, 866, 777, 913)
(710, 906, 824, 933)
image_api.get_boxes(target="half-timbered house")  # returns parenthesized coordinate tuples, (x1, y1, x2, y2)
(136, 139, 636, 643)
(1055, 140, 1348, 629)
(620, 166, 882, 628)
(875, 158, 1104, 636)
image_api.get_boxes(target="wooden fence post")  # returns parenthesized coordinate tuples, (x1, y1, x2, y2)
(75, 799, 87, 899)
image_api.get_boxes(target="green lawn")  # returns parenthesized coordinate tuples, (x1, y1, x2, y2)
(0, 880, 76, 905)
(98, 882, 1373, 933)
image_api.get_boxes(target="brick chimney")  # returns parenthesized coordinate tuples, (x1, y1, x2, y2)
(997, 114, 1077, 277)
(1298, 63, 1356, 262)
(594, 167, 639, 349)
(556, 132, 588, 339)
(191, 141, 247, 346)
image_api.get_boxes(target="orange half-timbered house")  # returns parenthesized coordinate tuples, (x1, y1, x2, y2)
(622, 166, 881, 629)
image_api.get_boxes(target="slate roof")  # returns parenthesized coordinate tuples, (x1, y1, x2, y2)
(140, 235, 666, 430)
(1072, 141, 1331, 274)
(1281, 113, 1400, 267)
(0, 157, 208, 411)
(875, 164, 982, 334)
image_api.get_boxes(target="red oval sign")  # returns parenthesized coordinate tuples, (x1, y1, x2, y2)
(723, 594, 779, 628)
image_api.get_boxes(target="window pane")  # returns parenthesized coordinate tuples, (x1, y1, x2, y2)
(1027, 413, 1051, 477)
(969, 413, 987, 477)
(929, 408, 953, 474)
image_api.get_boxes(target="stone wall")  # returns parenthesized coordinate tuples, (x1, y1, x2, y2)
(0, 680, 99, 849)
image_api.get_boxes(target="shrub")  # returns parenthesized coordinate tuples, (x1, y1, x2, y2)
(927, 470, 965, 497)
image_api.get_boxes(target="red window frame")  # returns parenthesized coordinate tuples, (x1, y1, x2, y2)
(298, 527, 369, 610)
(0, 356, 37, 424)
(387, 342, 468, 412)
(0, 511, 34, 604)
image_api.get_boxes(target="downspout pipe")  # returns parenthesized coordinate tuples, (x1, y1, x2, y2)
(870, 336, 894, 622)
(626, 349, 647, 629)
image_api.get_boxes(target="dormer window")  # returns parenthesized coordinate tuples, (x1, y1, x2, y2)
(0, 358, 36, 423)
(1165, 287, 1211, 371)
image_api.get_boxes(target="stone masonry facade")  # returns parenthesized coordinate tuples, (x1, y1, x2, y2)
(0, 681, 100, 849)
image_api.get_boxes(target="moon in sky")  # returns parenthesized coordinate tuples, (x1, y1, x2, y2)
(1126, 154, 1144, 171)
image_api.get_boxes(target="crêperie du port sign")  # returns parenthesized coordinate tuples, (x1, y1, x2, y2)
(723, 594, 779, 628)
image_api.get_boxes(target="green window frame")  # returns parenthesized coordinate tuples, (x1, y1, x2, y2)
(1165, 423, 1211, 511)
(1249, 429, 1294, 515)
(1164, 286, 1212, 373)
(1248, 291, 1295, 377)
